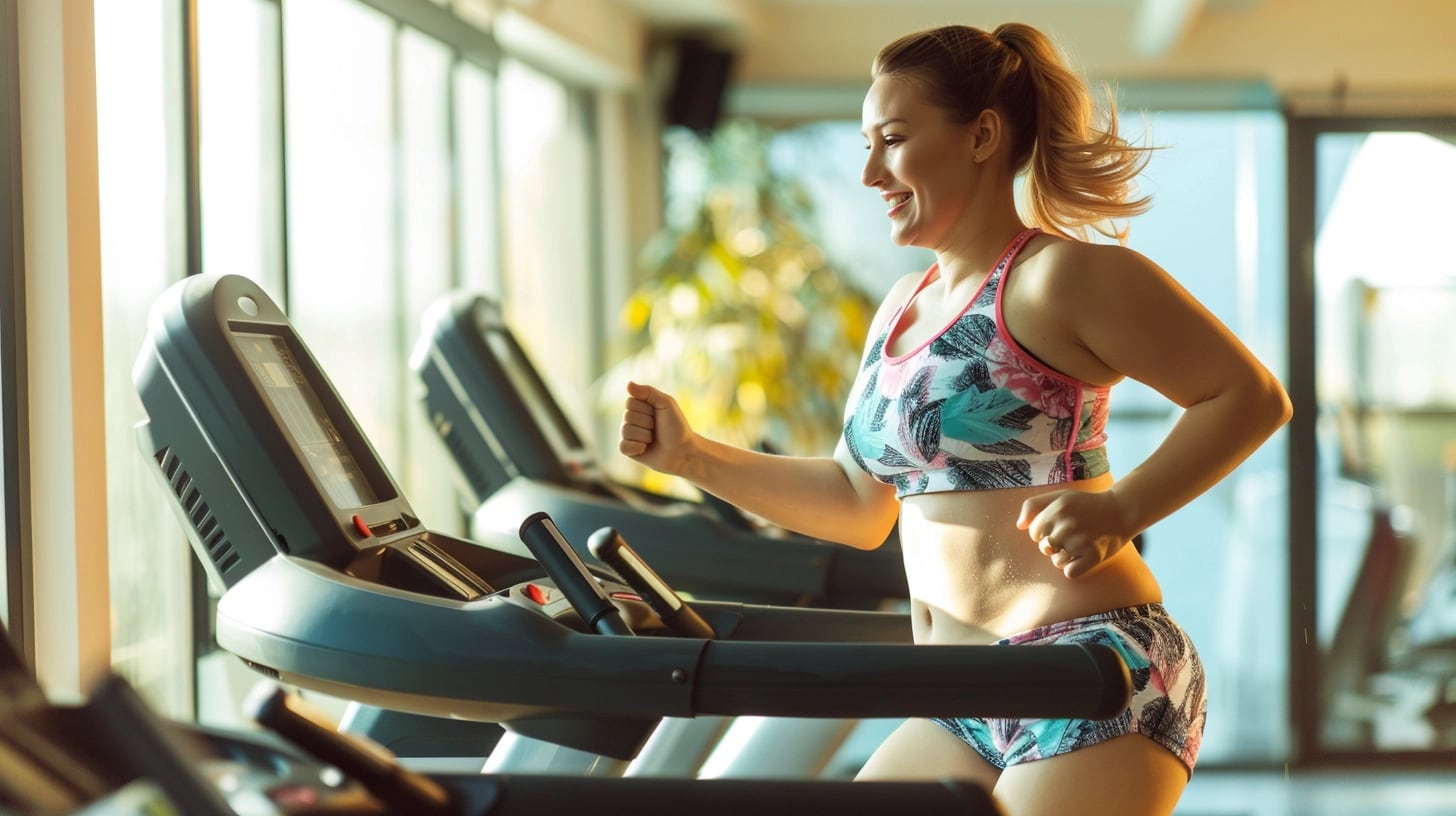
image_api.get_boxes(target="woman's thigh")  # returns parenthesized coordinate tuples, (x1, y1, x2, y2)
(993, 732, 1188, 816)
(855, 717, 1001, 791)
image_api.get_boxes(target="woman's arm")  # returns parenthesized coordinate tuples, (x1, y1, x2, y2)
(617, 272, 920, 550)
(620, 383, 899, 550)
(1018, 242, 1293, 576)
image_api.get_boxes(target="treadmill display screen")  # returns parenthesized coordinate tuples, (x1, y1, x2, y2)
(483, 328, 587, 458)
(234, 332, 379, 509)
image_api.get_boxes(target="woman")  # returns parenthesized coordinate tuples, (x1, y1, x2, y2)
(619, 22, 1291, 816)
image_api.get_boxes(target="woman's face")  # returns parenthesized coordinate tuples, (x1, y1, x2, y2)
(861, 75, 980, 251)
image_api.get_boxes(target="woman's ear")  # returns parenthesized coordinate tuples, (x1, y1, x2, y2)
(970, 108, 1004, 162)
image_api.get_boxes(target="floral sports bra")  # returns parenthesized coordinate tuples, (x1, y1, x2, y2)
(842, 228, 1111, 498)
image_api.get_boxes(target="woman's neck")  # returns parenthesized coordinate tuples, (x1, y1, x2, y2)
(932, 207, 1031, 288)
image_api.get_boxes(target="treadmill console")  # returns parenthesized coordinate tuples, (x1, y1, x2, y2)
(134, 274, 532, 601)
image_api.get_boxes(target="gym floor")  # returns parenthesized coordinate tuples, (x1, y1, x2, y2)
(1176, 768, 1456, 815)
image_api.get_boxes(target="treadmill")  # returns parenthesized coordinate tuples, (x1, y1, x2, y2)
(132, 273, 1132, 814)
(2, 619, 994, 816)
(412, 291, 905, 608)
(0, 622, 385, 815)
(5, 619, 1008, 816)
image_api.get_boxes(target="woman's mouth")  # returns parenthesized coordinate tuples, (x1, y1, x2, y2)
(885, 191, 912, 217)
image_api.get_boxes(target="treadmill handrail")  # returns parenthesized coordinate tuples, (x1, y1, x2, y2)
(213, 554, 1132, 725)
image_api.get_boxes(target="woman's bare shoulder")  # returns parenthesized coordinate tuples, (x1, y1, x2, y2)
(1035, 236, 1155, 275)
(1026, 238, 1173, 303)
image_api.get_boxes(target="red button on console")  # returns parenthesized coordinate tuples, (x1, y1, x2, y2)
(524, 584, 549, 605)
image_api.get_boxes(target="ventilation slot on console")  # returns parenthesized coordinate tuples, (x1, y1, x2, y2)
(240, 658, 281, 680)
(441, 424, 495, 498)
(154, 447, 240, 575)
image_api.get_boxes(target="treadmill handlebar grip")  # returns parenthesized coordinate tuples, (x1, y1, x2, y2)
(588, 526, 716, 639)
(689, 642, 1133, 720)
(519, 511, 634, 636)
(1086, 637, 1135, 719)
(244, 683, 455, 816)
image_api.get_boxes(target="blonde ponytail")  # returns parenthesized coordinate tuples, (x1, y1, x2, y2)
(873, 23, 1155, 242)
(992, 23, 1152, 241)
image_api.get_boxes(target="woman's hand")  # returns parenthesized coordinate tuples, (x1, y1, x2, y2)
(1016, 489, 1134, 579)
(619, 381, 695, 475)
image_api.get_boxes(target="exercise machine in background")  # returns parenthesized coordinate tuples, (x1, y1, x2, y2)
(412, 292, 906, 610)
(0, 618, 1006, 816)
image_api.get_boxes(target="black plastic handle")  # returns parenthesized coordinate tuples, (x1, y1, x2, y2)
(588, 527, 716, 639)
(245, 683, 455, 816)
(519, 511, 634, 636)
(85, 675, 238, 816)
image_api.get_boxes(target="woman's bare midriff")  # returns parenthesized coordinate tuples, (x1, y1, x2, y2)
(898, 474, 1163, 645)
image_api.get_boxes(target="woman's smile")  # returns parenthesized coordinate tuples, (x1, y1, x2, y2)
(884, 190, 913, 217)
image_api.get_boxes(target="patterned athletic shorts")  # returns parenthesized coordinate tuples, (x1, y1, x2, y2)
(931, 603, 1206, 776)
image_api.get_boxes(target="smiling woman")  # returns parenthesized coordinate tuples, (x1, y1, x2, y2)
(618, 21, 1291, 816)
(762, 105, 1295, 770)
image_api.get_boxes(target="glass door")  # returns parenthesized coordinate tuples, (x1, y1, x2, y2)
(1306, 124, 1456, 758)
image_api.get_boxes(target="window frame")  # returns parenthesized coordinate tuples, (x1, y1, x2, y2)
(1, 0, 33, 655)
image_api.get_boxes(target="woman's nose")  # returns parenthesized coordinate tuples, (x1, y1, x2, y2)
(861, 150, 882, 188)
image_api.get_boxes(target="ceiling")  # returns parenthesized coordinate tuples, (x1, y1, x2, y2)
(604, 0, 1456, 117)
(500, 0, 1455, 116)
(615, 0, 1260, 60)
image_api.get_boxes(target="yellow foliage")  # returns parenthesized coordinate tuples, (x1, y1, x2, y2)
(599, 119, 878, 469)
